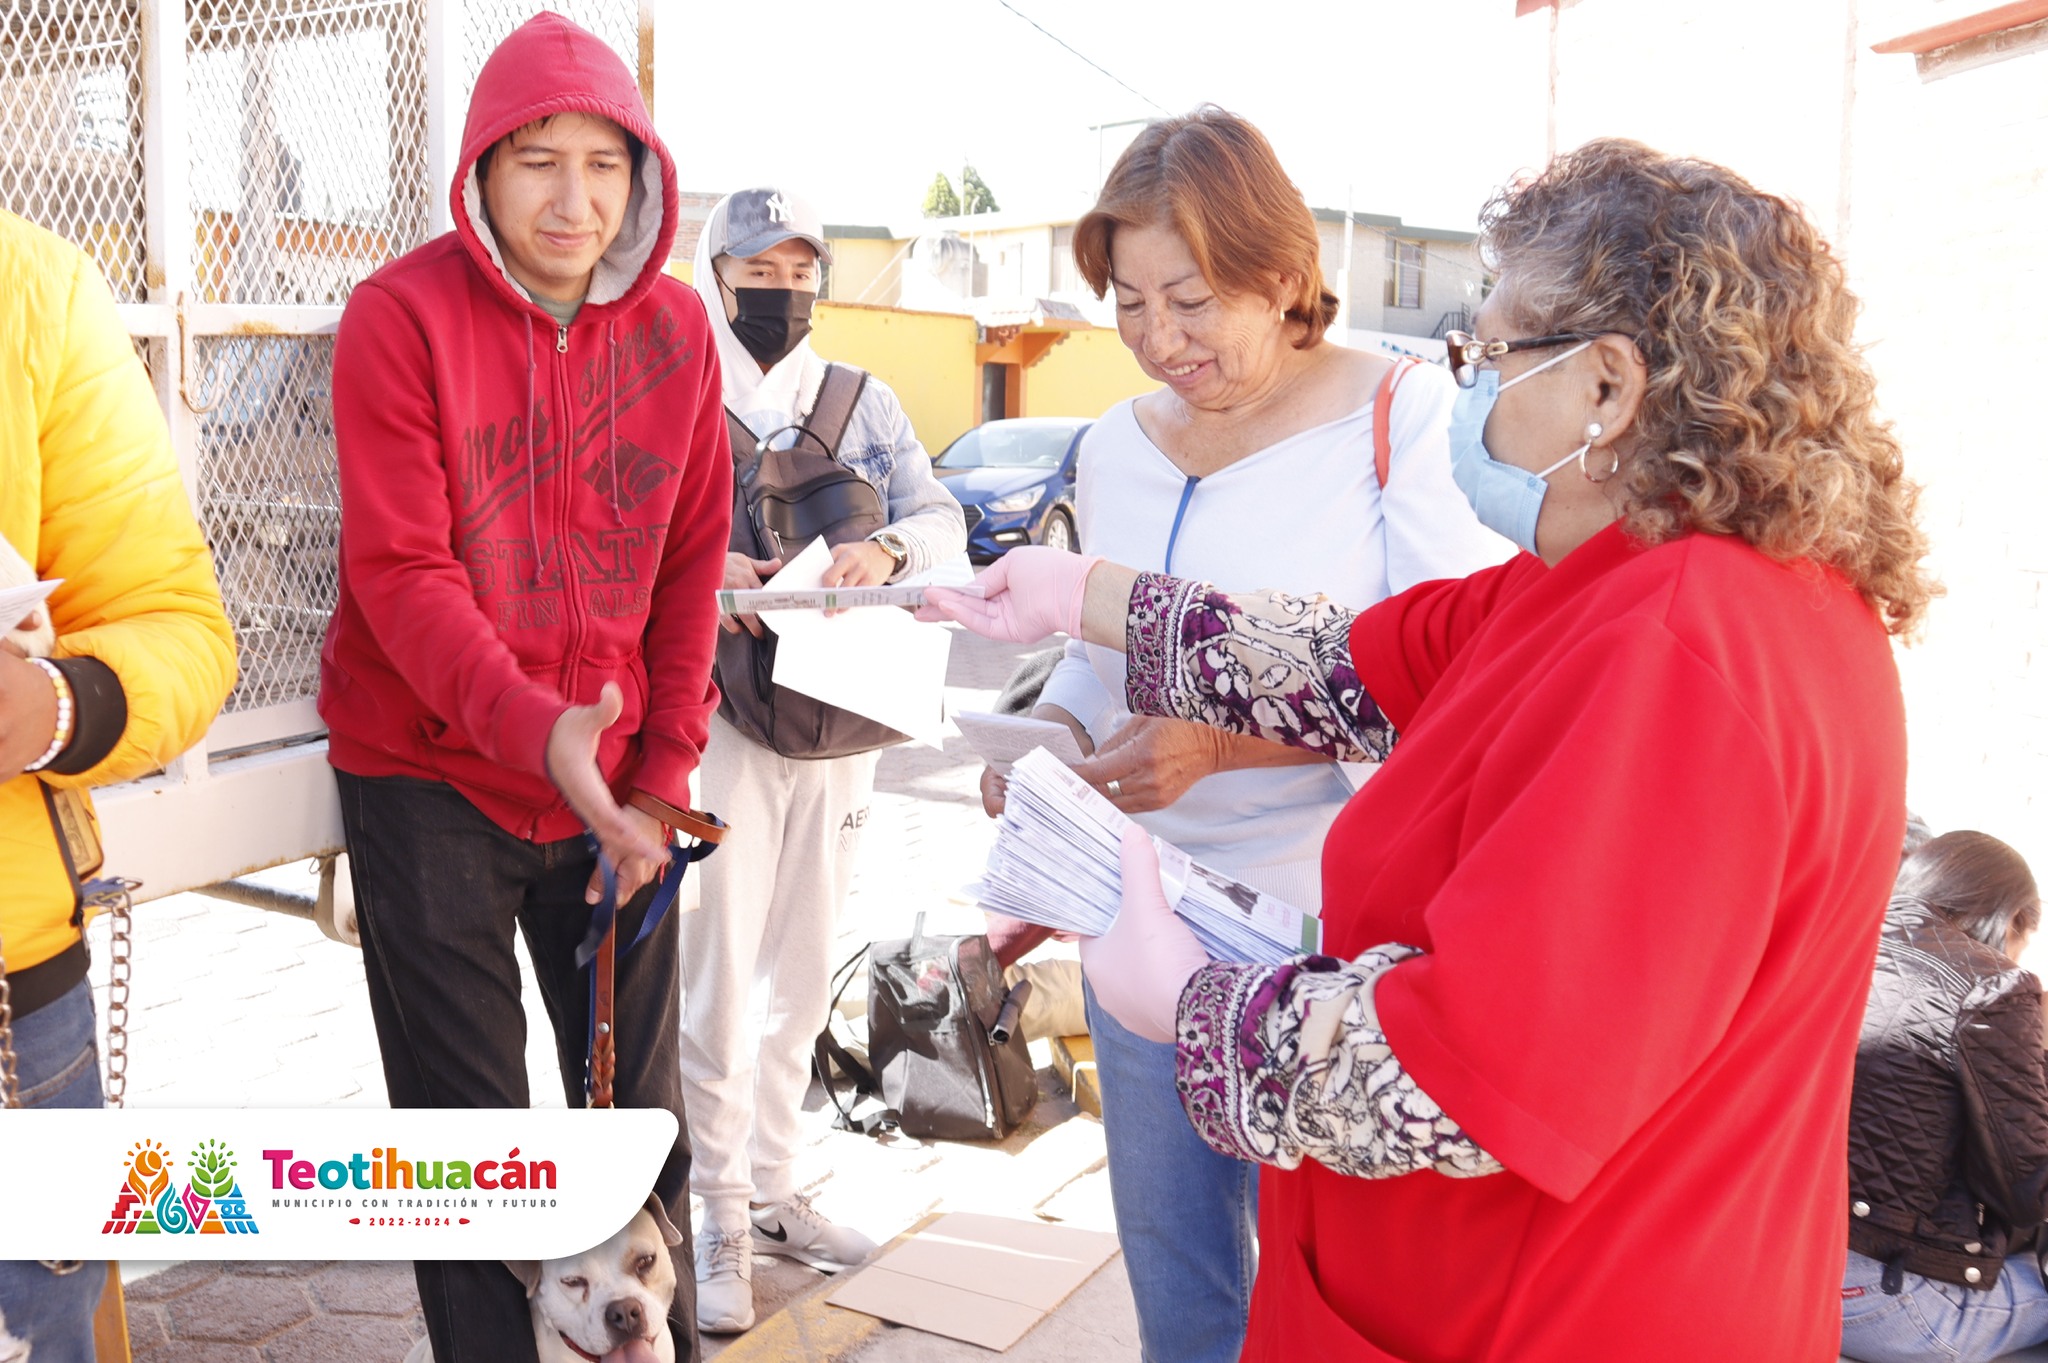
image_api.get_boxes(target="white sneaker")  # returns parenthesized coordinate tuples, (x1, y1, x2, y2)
(693, 1226, 755, 1333)
(749, 1193, 877, 1273)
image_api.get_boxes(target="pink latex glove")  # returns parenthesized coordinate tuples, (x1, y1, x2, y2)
(915, 546, 1104, 644)
(1080, 826, 1214, 1043)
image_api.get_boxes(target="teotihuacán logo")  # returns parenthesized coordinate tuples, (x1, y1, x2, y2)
(103, 1139, 563, 1236)
(22, 1111, 669, 1259)
(104, 1138, 260, 1236)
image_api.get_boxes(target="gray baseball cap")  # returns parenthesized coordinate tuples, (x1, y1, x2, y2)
(716, 187, 832, 265)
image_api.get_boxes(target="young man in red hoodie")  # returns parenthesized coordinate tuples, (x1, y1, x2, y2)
(318, 15, 727, 1361)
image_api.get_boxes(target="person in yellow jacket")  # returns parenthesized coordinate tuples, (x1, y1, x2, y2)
(0, 208, 236, 1360)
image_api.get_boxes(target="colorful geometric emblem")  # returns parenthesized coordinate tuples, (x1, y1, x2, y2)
(103, 1138, 259, 1235)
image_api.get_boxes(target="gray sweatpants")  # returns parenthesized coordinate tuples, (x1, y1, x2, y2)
(679, 714, 880, 1233)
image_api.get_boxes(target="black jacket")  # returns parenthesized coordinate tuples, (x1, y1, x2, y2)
(1847, 899, 2048, 1288)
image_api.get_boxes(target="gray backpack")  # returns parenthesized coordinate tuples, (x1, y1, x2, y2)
(714, 364, 908, 758)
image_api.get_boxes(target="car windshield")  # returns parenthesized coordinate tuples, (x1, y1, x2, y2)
(937, 424, 1074, 470)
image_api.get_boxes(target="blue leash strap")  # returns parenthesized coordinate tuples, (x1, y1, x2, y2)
(575, 816, 724, 968)
(579, 815, 725, 1105)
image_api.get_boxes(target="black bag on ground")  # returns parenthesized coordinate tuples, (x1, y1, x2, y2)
(715, 362, 908, 759)
(814, 914, 1038, 1141)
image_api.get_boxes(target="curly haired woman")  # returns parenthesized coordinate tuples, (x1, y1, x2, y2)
(922, 138, 1935, 1362)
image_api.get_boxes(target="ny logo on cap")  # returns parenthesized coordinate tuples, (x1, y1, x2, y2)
(766, 193, 791, 224)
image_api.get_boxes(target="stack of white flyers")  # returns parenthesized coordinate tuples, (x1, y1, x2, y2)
(972, 748, 1323, 966)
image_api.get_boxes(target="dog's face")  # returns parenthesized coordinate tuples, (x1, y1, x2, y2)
(508, 1200, 679, 1363)
(0, 1302, 28, 1363)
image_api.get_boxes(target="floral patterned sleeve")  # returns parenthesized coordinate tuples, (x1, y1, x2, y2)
(1174, 948, 1504, 1180)
(1123, 571, 1395, 762)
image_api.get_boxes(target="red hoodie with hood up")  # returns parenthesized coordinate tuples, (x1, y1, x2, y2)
(318, 13, 730, 842)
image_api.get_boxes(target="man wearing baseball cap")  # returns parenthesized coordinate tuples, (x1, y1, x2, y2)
(680, 188, 964, 1333)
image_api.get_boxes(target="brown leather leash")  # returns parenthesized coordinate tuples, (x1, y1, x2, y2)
(589, 926, 619, 1109)
(585, 807, 725, 1109)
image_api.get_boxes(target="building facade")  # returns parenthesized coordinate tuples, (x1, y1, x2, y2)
(818, 204, 1486, 346)
(1525, 0, 2048, 890)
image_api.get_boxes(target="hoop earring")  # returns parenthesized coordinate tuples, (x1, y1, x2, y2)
(1577, 421, 1619, 482)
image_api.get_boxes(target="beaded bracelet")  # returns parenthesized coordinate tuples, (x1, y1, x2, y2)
(22, 656, 74, 774)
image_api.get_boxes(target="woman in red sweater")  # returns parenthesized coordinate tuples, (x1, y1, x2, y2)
(924, 139, 1934, 1362)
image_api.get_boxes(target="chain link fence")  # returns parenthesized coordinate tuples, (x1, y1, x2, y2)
(195, 334, 339, 714)
(464, 0, 638, 93)
(183, 0, 433, 715)
(187, 0, 432, 305)
(5, 0, 640, 723)
(0, 0, 149, 301)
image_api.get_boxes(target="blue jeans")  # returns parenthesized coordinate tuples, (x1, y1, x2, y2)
(0, 978, 109, 1363)
(1841, 1248, 2048, 1362)
(1085, 981, 1256, 1363)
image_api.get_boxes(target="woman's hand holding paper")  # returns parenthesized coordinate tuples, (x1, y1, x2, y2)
(1074, 717, 1226, 814)
(1080, 826, 1214, 1043)
(916, 546, 1104, 643)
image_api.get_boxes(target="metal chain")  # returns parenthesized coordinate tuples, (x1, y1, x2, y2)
(12, 882, 132, 1275)
(0, 929, 19, 1110)
(89, 878, 140, 1110)
(0, 881, 140, 1112)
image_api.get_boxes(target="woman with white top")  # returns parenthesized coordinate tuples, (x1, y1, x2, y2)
(980, 107, 1506, 1363)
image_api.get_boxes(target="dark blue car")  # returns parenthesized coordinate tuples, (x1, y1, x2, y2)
(932, 417, 1091, 563)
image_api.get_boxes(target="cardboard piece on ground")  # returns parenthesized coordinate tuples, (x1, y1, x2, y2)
(825, 1211, 1120, 1352)
(828, 1265, 1046, 1352)
(875, 1213, 1116, 1311)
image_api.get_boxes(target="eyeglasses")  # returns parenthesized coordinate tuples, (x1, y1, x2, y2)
(1444, 330, 1602, 389)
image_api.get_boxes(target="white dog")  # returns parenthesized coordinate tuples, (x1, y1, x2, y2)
(406, 1197, 682, 1363)
(0, 534, 54, 658)
(0, 1303, 29, 1363)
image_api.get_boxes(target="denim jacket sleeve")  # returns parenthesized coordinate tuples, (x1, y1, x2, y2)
(839, 376, 964, 581)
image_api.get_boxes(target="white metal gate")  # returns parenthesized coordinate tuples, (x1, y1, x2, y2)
(1, 0, 646, 901)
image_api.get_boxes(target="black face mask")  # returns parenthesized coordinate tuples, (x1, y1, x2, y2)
(725, 285, 816, 367)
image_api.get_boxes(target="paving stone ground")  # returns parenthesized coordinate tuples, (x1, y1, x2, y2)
(85, 628, 1136, 1363)
(122, 1261, 423, 1361)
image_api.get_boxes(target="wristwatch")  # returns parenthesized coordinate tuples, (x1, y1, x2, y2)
(870, 530, 911, 581)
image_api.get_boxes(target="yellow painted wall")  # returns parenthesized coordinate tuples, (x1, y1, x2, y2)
(644, 279, 1153, 456)
(811, 302, 980, 455)
(1022, 327, 1156, 421)
(825, 237, 903, 307)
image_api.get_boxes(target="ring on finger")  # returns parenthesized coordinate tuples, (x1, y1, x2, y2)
(1106, 778, 1124, 798)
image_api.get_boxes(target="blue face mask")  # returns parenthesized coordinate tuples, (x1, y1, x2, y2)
(1447, 341, 1594, 556)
